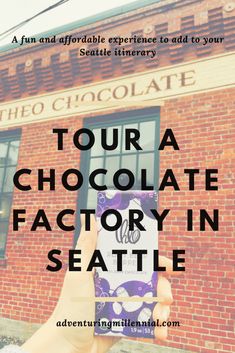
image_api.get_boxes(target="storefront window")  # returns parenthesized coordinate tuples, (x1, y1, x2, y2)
(81, 109, 160, 209)
(0, 130, 21, 257)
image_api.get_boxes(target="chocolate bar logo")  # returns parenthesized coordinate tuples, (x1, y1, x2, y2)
(115, 219, 141, 244)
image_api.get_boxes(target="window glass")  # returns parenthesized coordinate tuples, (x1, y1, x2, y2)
(121, 123, 138, 153)
(0, 194, 12, 220)
(90, 128, 104, 157)
(89, 157, 104, 185)
(8, 140, 20, 165)
(104, 156, 120, 187)
(0, 167, 5, 191)
(87, 188, 98, 209)
(0, 222, 8, 256)
(138, 153, 155, 185)
(139, 121, 156, 151)
(3, 167, 16, 192)
(0, 142, 8, 166)
(106, 125, 122, 155)
(0, 132, 21, 257)
(120, 154, 137, 188)
(84, 116, 158, 209)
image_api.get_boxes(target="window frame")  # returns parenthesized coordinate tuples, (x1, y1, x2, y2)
(0, 129, 21, 258)
(74, 107, 160, 244)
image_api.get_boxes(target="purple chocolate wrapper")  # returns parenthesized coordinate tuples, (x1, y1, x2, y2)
(95, 191, 158, 338)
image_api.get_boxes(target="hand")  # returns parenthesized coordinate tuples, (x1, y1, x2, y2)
(22, 216, 177, 353)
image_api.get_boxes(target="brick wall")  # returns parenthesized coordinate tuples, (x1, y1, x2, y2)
(157, 89, 235, 353)
(0, 0, 234, 102)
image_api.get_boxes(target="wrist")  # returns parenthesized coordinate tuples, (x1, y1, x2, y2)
(21, 322, 78, 353)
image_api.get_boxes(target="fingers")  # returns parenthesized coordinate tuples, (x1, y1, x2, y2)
(75, 214, 98, 275)
(158, 255, 184, 276)
(157, 276, 173, 305)
(153, 276, 172, 341)
(154, 324, 168, 341)
(153, 302, 170, 341)
(153, 302, 170, 323)
(76, 214, 97, 251)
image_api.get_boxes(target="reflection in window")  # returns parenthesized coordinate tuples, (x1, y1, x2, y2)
(138, 153, 155, 185)
(85, 117, 158, 208)
(104, 156, 119, 186)
(139, 121, 155, 150)
(90, 129, 104, 157)
(0, 142, 8, 166)
(106, 126, 122, 155)
(0, 132, 21, 257)
(3, 167, 16, 192)
(121, 123, 138, 153)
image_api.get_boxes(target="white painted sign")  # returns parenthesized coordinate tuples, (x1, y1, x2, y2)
(0, 52, 234, 128)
